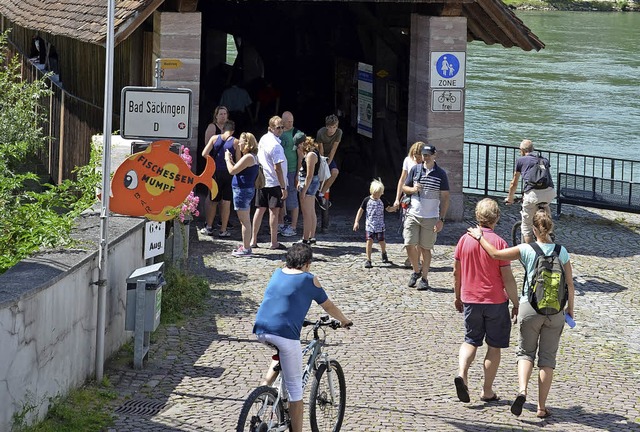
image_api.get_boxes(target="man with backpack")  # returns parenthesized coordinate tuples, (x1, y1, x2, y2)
(505, 139, 556, 243)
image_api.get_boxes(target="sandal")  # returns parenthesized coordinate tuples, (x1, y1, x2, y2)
(511, 392, 526, 416)
(537, 408, 552, 418)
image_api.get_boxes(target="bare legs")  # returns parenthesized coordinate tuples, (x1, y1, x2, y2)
(514, 359, 553, 414)
(407, 246, 432, 278)
(236, 209, 251, 250)
(250, 207, 281, 248)
(319, 168, 339, 195)
(300, 192, 316, 241)
(203, 197, 230, 233)
(458, 343, 501, 399)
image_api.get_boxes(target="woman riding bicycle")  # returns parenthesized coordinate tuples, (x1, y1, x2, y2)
(253, 243, 352, 432)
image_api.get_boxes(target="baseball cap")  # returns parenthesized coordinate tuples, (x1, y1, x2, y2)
(293, 130, 306, 146)
(421, 144, 436, 155)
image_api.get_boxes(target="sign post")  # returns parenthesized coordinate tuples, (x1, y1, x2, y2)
(430, 51, 466, 113)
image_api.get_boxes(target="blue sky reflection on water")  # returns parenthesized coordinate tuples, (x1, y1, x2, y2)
(464, 11, 640, 161)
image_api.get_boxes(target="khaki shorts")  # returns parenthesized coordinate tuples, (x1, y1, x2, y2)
(516, 301, 565, 368)
(521, 187, 557, 238)
(403, 214, 437, 250)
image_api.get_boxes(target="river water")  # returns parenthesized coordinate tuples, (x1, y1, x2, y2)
(465, 11, 640, 161)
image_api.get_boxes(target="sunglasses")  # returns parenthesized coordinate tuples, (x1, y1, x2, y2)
(275, 126, 285, 130)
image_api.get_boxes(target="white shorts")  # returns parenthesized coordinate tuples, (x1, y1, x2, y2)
(256, 333, 303, 401)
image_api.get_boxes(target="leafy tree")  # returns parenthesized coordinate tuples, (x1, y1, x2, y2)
(0, 30, 100, 273)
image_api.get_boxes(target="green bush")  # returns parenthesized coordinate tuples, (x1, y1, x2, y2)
(0, 30, 101, 274)
(161, 265, 210, 324)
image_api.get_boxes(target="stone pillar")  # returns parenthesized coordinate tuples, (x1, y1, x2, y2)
(408, 15, 467, 221)
(153, 11, 202, 156)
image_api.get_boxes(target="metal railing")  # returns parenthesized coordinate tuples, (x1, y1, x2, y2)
(463, 141, 640, 196)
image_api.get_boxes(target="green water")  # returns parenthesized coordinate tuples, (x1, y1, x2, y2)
(465, 11, 640, 160)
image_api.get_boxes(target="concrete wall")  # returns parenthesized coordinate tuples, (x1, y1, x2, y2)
(0, 215, 145, 430)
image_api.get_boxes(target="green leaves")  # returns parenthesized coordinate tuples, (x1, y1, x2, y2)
(0, 30, 100, 274)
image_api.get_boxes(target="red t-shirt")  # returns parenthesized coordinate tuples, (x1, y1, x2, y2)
(454, 228, 511, 304)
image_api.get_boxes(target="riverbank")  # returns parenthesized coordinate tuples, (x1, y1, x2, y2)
(504, 0, 639, 12)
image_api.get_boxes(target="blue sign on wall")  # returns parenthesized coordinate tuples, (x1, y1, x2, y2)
(436, 54, 460, 79)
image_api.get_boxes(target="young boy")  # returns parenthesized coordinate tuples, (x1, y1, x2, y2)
(353, 179, 397, 268)
(316, 114, 342, 209)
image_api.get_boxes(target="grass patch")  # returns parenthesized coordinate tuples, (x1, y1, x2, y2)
(18, 380, 117, 432)
(160, 265, 210, 324)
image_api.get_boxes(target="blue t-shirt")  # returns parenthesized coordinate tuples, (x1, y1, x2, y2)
(517, 242, 570, 301)
(253, 269, 329, 340)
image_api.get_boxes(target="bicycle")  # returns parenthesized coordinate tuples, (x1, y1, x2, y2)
(237, 315, 348, 432)
(508, 197, 553, 246)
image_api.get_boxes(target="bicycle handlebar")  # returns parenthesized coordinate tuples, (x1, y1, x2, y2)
(303, 315, 352, 330)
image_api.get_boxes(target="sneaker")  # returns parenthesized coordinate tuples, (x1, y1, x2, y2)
(297, 239, 311, 245)
(316, 195, 327, 210)
(364, 260, 372, 269)
(218, 231, 231, 237)
(200, 226, 214, 236)
(284, 214, 292, 224)
(381, 252, 389, 263)
(309, 238, 317, 244)
(408, 272, 422, 288)
(231, 246, 252, 257)
(216, 221, 234, 229)
(417, 278, 430, 291)
(278, 224, 286, 234)
(281, 225, 297, 237)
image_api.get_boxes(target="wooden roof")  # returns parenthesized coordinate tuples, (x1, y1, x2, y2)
(0, 0, 544, 51)
(0, 0, 163, 46)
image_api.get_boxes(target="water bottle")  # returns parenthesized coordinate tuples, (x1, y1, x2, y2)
(565, 314, 576, 328)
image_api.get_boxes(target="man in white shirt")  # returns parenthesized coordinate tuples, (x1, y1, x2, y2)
(402, 144, 450, 290)
(250, 116, 288, 250)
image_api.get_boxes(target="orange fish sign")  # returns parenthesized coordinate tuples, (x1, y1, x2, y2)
(110, 140, 218, 221)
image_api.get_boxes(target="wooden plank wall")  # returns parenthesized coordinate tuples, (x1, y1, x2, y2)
(3, 22, 148, 183)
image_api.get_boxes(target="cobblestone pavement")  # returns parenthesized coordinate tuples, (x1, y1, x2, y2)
(107, 194, 640, 431)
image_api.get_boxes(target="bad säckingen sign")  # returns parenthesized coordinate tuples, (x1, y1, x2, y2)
(121, 87, 192, 140)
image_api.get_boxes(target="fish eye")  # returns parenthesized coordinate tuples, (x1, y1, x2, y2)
(124, 170, 138, 189)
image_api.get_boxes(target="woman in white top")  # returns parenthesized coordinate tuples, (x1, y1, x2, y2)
(394, 141, 425, 267)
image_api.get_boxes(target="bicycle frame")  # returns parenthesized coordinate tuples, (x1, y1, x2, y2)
(268, 328, 336, 431)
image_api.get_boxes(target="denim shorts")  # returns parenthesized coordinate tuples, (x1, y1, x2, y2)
(298, 175, 320, 196)
(232, 186, 255, 211)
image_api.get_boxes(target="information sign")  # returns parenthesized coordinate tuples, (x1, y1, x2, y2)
(431, 89, 463, 112)
(121, 87, 192, 140)
(357, 62, 373, 138)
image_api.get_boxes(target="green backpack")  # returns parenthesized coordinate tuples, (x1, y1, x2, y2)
(526, 243, 568, 315)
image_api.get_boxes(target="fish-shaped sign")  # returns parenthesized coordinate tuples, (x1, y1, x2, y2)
(110, 140, 217, 221)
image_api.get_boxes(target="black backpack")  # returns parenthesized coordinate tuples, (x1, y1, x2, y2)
(525, 243, 568, 315)
(525, 152, 552, 190)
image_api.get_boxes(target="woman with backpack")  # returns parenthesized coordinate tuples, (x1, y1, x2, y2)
(467, 208, 575, 419)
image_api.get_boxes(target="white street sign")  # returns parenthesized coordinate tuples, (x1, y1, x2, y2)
(121, 87, 192, 140)
(430, 52, 466, 88)
(431, 89, 463, 112)
(144, 221, 165, 259)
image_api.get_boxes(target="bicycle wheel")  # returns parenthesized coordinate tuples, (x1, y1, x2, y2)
(511, 221, 522, 247)
(309, 360, 346, 432)
(237, 386, 284, 432)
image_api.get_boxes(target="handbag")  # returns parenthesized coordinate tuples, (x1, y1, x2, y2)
(317, 156, 331, 182)
(254, 154, 265, 189)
